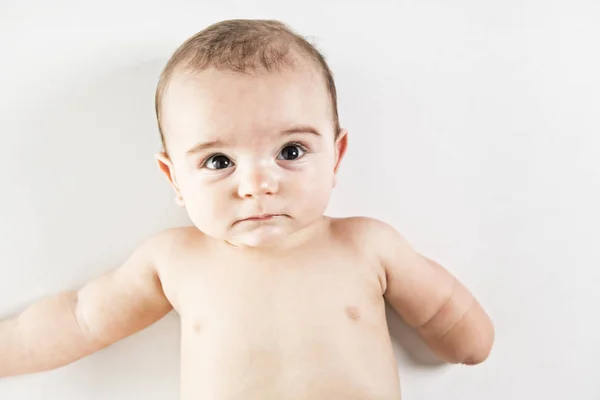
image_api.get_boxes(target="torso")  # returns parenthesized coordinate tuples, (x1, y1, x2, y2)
(156, 217, 402, 400)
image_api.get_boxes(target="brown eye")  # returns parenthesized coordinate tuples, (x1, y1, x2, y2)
(204, 154, 234, 170)
(277, 144, 305, 161)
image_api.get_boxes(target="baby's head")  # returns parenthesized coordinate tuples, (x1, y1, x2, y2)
(154, 19, 348, 249)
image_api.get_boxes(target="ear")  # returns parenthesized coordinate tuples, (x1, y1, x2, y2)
(155, 152, 185, 207)
(332, 128, 348, 188)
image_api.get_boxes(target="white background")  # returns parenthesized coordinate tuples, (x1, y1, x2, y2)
(0, 1, 597, 399)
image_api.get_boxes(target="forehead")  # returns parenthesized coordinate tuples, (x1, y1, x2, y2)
(160, 63, 333, 154)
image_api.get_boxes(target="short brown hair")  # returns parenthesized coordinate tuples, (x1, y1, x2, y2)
(155, 19, 340, 154)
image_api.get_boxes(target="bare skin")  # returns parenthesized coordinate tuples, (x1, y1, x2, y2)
(0, 217, 493, 399)
(169, 218, 400, 400)
(0, 54, 494, 398)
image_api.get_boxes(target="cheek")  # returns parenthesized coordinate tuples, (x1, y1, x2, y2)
(288, 159, 334, 211)
(305, 154, 335, 186)
(180, 179, 233, 226)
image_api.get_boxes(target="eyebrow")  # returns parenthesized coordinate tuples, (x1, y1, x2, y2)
(186, 139, 226, 156)
(185, 125, 322, 156)
(281, 125, 322, 137)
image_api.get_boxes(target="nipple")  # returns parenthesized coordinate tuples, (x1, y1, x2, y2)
(345, 306, 360, 321)
(193, 321, 202, 333)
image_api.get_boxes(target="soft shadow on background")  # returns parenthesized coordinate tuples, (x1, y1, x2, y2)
(386, 305, 447, 369)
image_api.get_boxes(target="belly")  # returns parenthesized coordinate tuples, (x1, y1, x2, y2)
(178, 301, 401, 400)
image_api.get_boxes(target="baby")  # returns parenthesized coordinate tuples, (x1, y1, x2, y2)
(0, 19, 494, 399)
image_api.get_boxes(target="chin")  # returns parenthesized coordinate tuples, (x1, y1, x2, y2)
(239, 227, 288, 247)
(229, 222, 298, 248)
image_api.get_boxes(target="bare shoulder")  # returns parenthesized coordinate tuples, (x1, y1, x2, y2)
(70, 226, 208, 349)
(145, 225, 205, 252)
(139, 225, 207, 269)
(327, 216, 405, 294)
(328, 215, 403, 253)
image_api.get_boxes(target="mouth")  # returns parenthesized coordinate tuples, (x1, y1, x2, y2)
(237, 214, 284, 223)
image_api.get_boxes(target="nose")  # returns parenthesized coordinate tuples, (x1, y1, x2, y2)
(237, 165, 279, 199)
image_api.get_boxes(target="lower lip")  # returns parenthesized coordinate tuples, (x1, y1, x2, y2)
(240, 214, 280, 222)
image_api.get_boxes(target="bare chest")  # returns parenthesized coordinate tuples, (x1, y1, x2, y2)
(166, 248, 385, 332)
(159, 245, 400, 400)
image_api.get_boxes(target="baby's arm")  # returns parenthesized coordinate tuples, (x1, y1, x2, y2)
(372, 220, 494, 365)
(0, 231, 174, 378)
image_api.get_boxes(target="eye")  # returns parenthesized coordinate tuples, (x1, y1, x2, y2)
(277, 144, 306, 161)
(203, 154, 234, 170)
